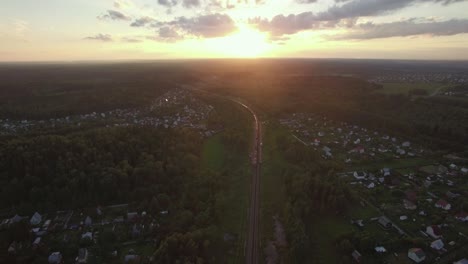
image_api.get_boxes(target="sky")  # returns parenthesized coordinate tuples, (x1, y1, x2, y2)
(1, 0, 468, 61)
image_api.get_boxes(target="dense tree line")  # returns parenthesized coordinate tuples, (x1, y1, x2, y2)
(0, 126, 233, 262)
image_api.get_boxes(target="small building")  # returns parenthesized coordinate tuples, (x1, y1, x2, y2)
(351, 250, 361, 263)
(353, 171, 367, 180)
(404, 199, 417, 210)
(435, 199, 451, 210)
(48, 252, 63, 264)
(426, 225, 442, 239)
(408, 248, 425, 263)
(125, 254, 141, 264)
(81, 232, 93, 240)
(381, 168, 391, 177)
(454, 259, 468, 264)
(30, 212, 42, 226)
(431, 239, 444, 251)
(455, 212, 468, 222)
(375, 246, 386, 253)
(127, 212, 139, 222)
(84, 216, 92, 227)
(378, 216, 392, 229)
(76, 248, 88, 264)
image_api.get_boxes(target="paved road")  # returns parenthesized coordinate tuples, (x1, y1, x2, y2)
(235, 101, 262, 264)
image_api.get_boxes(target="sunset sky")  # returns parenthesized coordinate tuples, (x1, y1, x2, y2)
(1, 0, 468, 61)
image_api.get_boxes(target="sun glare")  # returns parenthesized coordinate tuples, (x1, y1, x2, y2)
(205, 24, 272, 58)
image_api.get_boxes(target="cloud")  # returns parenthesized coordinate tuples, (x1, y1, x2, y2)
(331, 18, 468, 39)
(296, 0, 318, 3)
(183, 0, 201, 8)
(250, 0, 468, 36)
(84, 34, 113, 42)
(130, 16, 156, 27)
(158, 0, 178, 7)
(114, 0, 134, 9)
(98, 10, 131, 21)
(166, 13, 237, 38)
(121, 37, 142, 43)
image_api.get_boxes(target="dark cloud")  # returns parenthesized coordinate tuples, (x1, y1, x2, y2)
(331, 19, 468, 39)
(84, 34, 113, 42)
(183, 0, 201, 8)
(158, 0, 178, 7)
(98, 10, 131, 21)
(130, 16, 156, 27)
(296, 0, 318, 3)
(250, 12, 318, 36)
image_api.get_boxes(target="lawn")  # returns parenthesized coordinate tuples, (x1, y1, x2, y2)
(376, 82, 450, 96)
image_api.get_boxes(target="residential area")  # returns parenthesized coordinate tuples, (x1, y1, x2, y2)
(0, 89, 217, 137)
(1, 203, 168, 263)
(279, 112, 468, 263)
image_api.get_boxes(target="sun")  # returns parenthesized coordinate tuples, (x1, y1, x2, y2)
(205, 24, 272, 58)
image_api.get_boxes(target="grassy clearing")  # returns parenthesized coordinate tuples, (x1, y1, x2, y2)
(308, 214, 354, 263)
(202, 134, 225, 171)
(200, 101, 252, 264)
(348, 157, 433, 171)
(260, 124, 292, 242)
(376, 82, 449, 96)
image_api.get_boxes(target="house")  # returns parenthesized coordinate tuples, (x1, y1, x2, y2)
(375, 246, 386, 253)
(127, 212, 139, 222)
(125, 254, 141, 264)
(461, 167, 468, 174)
(81, 232, 93, 240)
(48, 252, 63, 264)
(8, 241, 21, 254)
(400, 215, 408, 221)
(408, 248, 425, 263)
(30, 212, 42, 226)
(378, 216, 392, 229)
(10, 214, 24, 224)
(32, 237, 41, 249)
(351, 250, 361, 263)
(381, 168, 391, 177)
(367, 183, 375, 189)
(404, 199, 417, 210)
(435, 199, 451, 210)
(454, 259, 468, 264)
(76, 248, 88, 264)
(84, 216, 92, 227)
(402, 141, 411, 147)
(431, 239, 444, 251)
(353, 171, 367, 180)
(455, 212, 468, 222)
(426, 225, 442, 239)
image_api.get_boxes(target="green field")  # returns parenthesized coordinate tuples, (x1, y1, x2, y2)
(202, 134, 225, 171)
(377, 82, 450, 96)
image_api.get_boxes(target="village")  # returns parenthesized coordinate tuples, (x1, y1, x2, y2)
(280, 113, 468, 263)
(369, 72, 468, 85)
(1, 202, 168, 263)
(0, 88, 219, 138)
